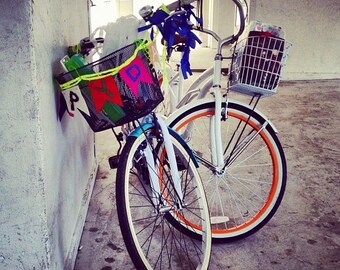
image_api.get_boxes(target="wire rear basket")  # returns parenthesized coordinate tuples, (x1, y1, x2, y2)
(56, 40, 163, 132)
(229, 35, 291, 97)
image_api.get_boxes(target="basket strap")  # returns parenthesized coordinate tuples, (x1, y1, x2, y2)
(59, 40, 152, 91)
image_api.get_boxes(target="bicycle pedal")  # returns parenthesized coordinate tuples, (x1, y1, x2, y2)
(108, 155, 120, 169)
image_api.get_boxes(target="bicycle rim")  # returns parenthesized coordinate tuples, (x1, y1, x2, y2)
(116, 127, 211, 269)
(169, 101, 287, 242)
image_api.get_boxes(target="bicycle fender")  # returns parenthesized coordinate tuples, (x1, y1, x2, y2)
(165, 97, 279, 134)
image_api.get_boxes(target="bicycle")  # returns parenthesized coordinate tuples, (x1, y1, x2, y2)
(139, 0, 290, 242)
(56, 36, 212, 269)
(56, 0, 290, 264)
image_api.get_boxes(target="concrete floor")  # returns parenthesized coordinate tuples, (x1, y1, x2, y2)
(73, 48, 340, 269)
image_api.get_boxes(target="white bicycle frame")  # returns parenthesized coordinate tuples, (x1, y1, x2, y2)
(155, 0, 247, 171)
(137, 0, 247, 198)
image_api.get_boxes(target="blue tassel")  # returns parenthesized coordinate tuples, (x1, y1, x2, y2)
(138, 4, 203, 79)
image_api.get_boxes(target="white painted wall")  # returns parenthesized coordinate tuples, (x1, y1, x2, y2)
(0, 1, 97, 269)
(249, 0, 340, 80)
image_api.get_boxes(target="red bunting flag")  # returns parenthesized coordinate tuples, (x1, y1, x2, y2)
(88, 76, 124, 113)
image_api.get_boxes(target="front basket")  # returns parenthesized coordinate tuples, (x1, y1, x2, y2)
(56, 40, 163, 132)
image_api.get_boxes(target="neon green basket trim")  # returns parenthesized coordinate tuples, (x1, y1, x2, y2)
(160, 4, 171, 14)
(60, 40, 152, 91)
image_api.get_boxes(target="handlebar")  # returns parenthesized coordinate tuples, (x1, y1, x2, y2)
(139, 0, 246, 49)
(138, 0, 247, 78)
(215, 0, 246, 54)
(229, 0, 246, 42)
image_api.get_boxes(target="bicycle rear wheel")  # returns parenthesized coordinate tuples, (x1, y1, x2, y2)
(116, 125, 211, 269)
(168, 101, 287, 242)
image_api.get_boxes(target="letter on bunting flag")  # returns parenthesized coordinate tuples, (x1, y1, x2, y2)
(88, 76, 124, 113)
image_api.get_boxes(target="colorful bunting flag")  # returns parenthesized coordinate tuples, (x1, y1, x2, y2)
(120, 56, 154, 98)
(88, 76, 124, 113)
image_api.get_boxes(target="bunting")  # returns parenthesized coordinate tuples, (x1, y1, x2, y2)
(120, 56, 154, 98)
(88, 76, 124, 113)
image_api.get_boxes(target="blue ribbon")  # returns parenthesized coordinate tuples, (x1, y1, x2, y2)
(138, 4, 203, 79)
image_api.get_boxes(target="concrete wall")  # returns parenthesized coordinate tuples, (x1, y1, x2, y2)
(0, 1, 96, 269)
(249, 0, 340, 80)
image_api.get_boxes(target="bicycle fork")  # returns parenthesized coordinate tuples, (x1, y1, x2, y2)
(142, 116, 184, 212)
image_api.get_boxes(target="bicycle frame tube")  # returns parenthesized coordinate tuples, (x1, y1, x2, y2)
(129, 121, 201, 163)
(205, 0, 246, 170)
(166, 98, 280, 172)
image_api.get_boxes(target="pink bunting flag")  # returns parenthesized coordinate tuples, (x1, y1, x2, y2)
(120, 56, 154, 98)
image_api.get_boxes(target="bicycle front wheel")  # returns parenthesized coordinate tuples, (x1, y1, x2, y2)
(116, 125, 211, 269)
(169, 101, 287, 242)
